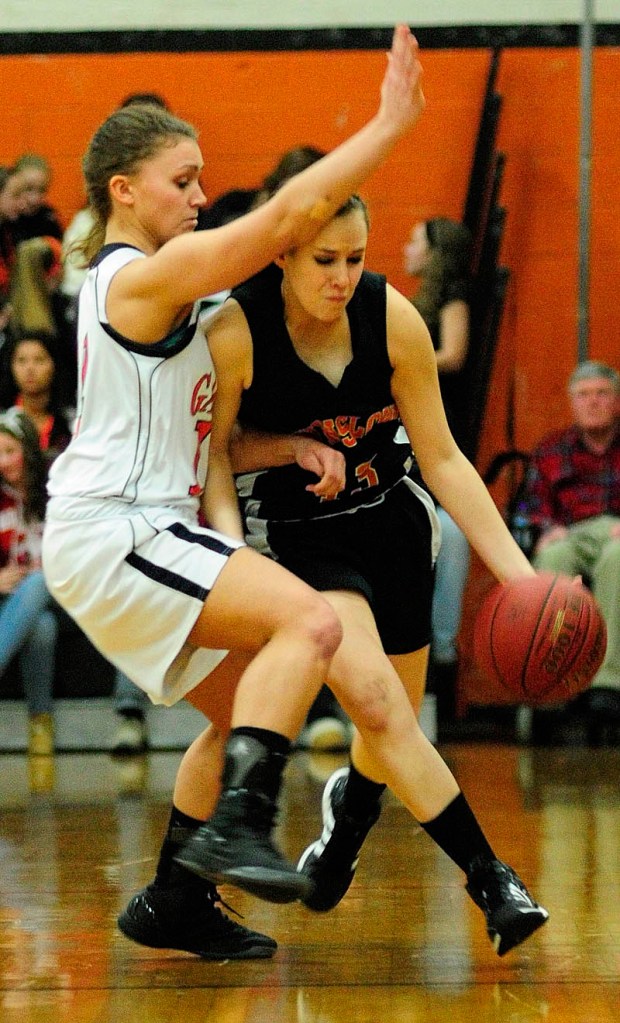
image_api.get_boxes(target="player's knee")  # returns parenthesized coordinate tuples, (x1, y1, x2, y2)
(292, 594, 342, 662)
(346, 676, 392, 733)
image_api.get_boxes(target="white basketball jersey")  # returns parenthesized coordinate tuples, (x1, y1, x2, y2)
(48, 245, 216, 517)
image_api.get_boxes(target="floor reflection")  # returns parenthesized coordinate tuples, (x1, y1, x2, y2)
(0, 744, 618, 1022)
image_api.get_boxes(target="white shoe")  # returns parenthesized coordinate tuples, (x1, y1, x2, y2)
(298, 716, 351, 752)
(112, 716, 147, 756)
(28, 713, 55, 756)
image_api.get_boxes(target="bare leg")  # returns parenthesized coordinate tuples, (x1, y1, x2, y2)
(298, 590, 548, 955)
(187, 546, 342, 737)
(321, 590, 458, 820)
(349, 645, 430, 785)
(174, 650, 252, 819)
(173, 548, 343, 902)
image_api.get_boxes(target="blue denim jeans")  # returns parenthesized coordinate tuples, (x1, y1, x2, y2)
(431, 507, 471, 664)
(0, 570, 58, 715)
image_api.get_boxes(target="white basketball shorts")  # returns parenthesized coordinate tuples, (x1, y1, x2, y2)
(42, 505, 244, 706)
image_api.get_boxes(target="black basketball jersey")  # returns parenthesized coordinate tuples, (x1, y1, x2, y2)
(231, 265, 413, 521)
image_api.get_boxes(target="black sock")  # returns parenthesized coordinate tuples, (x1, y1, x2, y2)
(118, 708, 144, 721)
(420, 792, 495, 875)
(154, 805, 204, 888)
(222, 727, 291, 803)
(343, 761, 386, 817)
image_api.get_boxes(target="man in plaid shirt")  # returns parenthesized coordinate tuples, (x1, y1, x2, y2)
(525, 360, 620, 719)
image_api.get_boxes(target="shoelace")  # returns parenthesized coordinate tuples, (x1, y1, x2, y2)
(208, 887, 245, 923)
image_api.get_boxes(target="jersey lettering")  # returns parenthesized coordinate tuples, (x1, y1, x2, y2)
(189, 372, 217, 496)
(189, 419, 212, 496)
(355, 457, 379, 489)
(304, 404, 399, 449)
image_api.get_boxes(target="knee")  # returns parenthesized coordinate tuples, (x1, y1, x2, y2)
(30, 611, 58, 651)
(533, 540, 572, 572)
(300, 597, 343, 662)
(594, 537, 620, 576)
(17, 571, 52, 611)
(344, 675, 392, 733)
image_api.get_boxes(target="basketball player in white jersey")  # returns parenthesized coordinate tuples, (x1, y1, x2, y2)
(42, 26, 425, 959)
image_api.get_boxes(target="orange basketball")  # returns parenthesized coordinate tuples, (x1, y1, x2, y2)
(473, 573, 607, 705)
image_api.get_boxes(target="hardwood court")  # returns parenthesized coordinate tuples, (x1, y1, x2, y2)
(1, 742, 619, 1022)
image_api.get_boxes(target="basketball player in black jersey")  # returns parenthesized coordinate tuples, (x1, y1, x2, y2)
(198, 193, 549, 957)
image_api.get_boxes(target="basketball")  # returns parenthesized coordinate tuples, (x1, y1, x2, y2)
(473, 572, 607, 705)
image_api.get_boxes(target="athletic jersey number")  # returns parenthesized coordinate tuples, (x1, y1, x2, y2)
(355, 458, 379, 489)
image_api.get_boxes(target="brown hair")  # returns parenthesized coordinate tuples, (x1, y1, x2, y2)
(73, 104, 198, 266)
(13, 153, 52, 180)
(0, 408, 48, 521)
(411, 217, 472, 329)
(254, 145, 326, 206)
(253, 146, 369, 231)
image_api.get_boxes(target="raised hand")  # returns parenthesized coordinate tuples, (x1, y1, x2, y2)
(378, 25, 425, 137)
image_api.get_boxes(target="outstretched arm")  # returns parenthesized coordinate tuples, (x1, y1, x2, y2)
(231, 426, 346, 501)
(110, 26, 425, 338)
(386, 285, 535, 584)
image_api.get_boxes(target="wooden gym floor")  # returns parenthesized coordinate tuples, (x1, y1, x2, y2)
(0, 741, 619, 1022)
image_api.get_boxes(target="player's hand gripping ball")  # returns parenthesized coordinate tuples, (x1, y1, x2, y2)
(473, 572, 607, 705)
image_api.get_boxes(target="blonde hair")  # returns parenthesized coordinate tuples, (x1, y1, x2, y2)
(9, 237, 58, 335)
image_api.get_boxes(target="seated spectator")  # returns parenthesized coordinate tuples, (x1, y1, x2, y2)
(404, 217, 473, 724)
(0, 331, 74, 466)
(10, 154, 64, 246)
(524, 360, 620, 725)
(6, 155, 71, 362)
(251, 145, 326, 209)
(0, 407, 59, 756)
(0, 166, 26, 307)
(119, 90, 169, 110)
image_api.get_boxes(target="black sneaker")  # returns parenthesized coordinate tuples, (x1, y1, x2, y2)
(465, 857, 549, 956)
(297, 767, 381, 912)
(174, 789, 312, 904)
(118, 880, 277, 960)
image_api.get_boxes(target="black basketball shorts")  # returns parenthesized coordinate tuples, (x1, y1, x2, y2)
(247, 478, 438, 654)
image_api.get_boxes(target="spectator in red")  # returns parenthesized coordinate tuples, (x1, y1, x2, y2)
(524, 361, 620, 721)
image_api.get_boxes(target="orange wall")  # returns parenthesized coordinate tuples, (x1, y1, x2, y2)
(1, 45, 618, 465)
